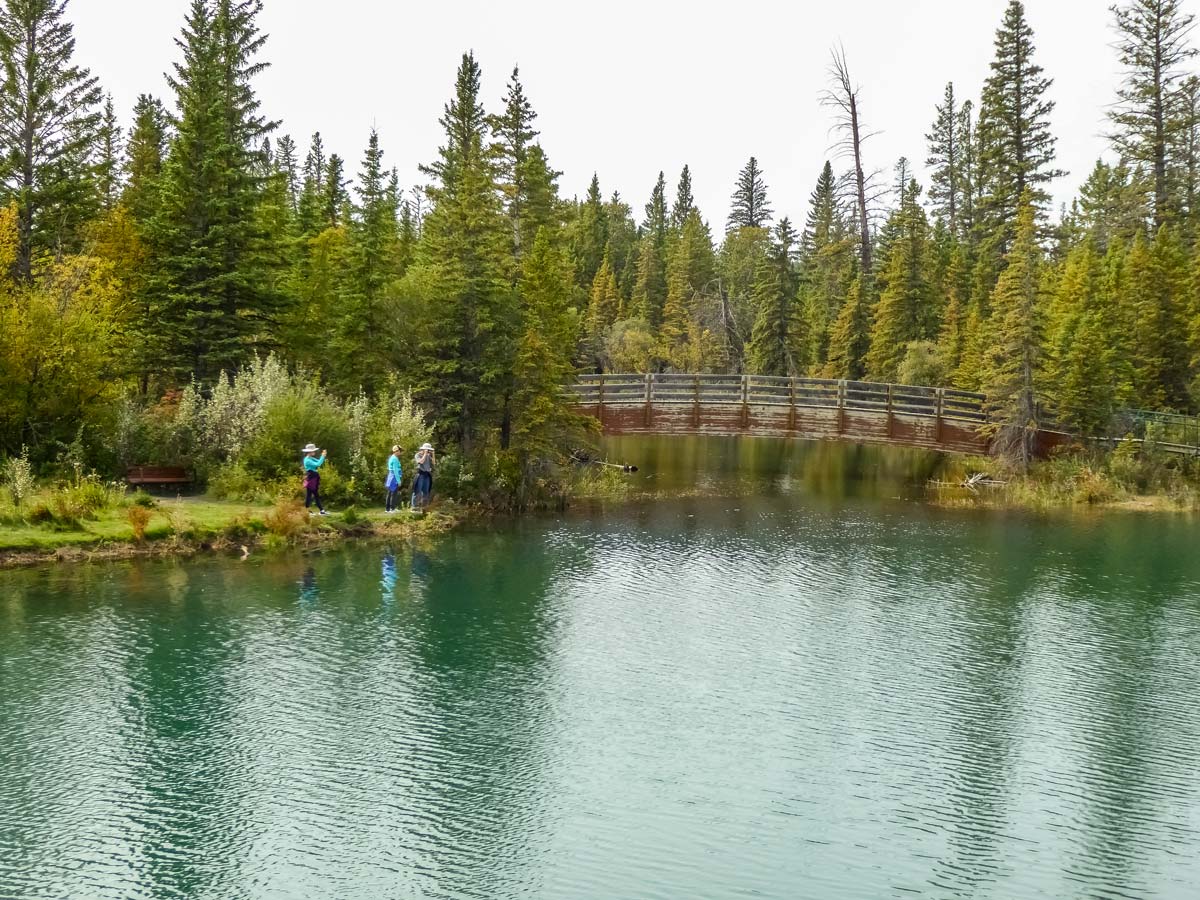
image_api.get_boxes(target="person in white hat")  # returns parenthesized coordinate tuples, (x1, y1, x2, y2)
(301, 443, 330, 516)
(411, 443, 435, 511)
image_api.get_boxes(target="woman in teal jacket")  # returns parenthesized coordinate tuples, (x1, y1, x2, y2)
(302, 443, 329, 515)
(384, 445, 403, 513)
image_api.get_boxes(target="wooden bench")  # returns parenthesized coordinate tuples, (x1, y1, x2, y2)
(126, 466, 193, 488)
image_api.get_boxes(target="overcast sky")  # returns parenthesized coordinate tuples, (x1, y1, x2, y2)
(71, 0, 1148, 228)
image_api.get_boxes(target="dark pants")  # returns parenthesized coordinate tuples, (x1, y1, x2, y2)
(385, 488, 400, 512)
(305, 476, 323, 511)
(412, 471, 432, 509)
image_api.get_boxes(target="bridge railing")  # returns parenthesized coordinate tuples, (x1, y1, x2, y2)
(570, 374, 988, 424)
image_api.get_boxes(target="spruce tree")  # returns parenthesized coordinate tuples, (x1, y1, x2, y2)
(1077, 159, 1149, 250)
(660, 208, 715, 367)
(957, 100, 978, 244)
(332, 128, 398, 392)
(629, 172, 668, 323)
(727, 156, 772, 231)
(146, 0, 280, 380)
(489, 66, 559, 263)
(585, 251, 621, 365)
(509, 227, 585, 497)
(799, 161, 854, 369)
(0, 0, 103, 279)
(747, 218, 804, 376)
(824, 274, 871, 380)
(926, 83, 965, 236)
(274, 134, 299, 214)
(979, 193, 1045, 466)
(417, 51, 515, 451)
(1043, 239, 1116, 433)
(96, 95, 122, 212)
(572, 173, 607, 288)
(123, 94, 168, 227)
(865, 179, 934, 381)
(323, 153, 349, 227)
(1109, 0, 1196, 228)
(297, 131, 327, 236)
(976, 1, 1063, 250)
(671, 164, 695, 231)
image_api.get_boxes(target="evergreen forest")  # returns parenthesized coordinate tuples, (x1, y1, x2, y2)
(4, 0, 1200, 502)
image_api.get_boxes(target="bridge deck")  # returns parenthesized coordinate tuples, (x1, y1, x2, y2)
(571, 374, 993, 455)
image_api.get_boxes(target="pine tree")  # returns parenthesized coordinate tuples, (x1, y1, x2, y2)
(602, 193, 637, 298)
(799, 161, 854, 369)
(585, 251, 621, 365)
(96, 94, 122, 212)
(1109, 0, 1196, 228)
(274, 134, 299, 214)
(323, 153, 349, 227)
(0, 0, 103, 279)
(516, 143, 562, 253)
(1077, 159, 1149, 250)
(297, 131, 327, 236)
(671, 164, 695, 231)
(976, 1, 1063, 250)
(1177, 76, 1200, 235)
(727, 156, 772, 231)
(979, 193, 1045, 466)
(1120, 225, 1190, 408)
(957, 100, 978, 243)
(747, 218, 804, 376)
(489, 66, 559, 263)
(417, 51, 515, 451)
(332, 128, 398, 392)
(572, 173, 607, 288)
(926, 83, 966, 236)
(823, 274, 871, 380)
(660, 208, 715, 367)
(865, 179, 934, 381)
(123, 94, 168, 227)
(509, 227, 585, 500)
(1043, 239, 1116, 433)
(935, 245, 970, 375)
(145, 0, 280, 380)
(629, 172, 668, 323)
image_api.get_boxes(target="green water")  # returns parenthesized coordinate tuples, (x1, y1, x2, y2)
(3, 436, 1200, 899)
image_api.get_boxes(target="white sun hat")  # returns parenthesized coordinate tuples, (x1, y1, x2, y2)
(420, 443, 434, 451)
(301, 443, 319, 453)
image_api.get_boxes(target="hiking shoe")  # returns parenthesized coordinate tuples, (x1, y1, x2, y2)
(319, 510, 331, 516)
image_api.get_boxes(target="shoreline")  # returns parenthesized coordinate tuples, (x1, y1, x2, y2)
(0, 502, 467, 570)
(4, 478, 1198, 571)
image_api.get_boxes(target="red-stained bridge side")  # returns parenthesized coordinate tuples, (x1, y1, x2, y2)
(570, 374, 1070, 457)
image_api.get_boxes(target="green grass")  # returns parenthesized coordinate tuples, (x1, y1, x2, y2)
(0, 496, 270, 551)
(0, 491, 453, 556)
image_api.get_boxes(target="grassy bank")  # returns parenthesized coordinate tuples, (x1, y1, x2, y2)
(930, 444, 1200, 514)
(0, 491, 464, 569)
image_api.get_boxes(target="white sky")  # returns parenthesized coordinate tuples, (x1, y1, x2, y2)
(71, 0, 1148, 228)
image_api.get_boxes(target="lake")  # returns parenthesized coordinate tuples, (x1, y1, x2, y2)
(3, 436, 1200, 899)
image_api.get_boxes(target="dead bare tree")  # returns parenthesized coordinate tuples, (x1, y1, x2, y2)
(821, 46, 879, 280)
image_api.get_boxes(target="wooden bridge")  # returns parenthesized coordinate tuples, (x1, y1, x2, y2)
(571, 373, 1019, 456)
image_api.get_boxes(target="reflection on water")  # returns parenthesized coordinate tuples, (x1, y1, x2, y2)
(2, 437, 1200, 899)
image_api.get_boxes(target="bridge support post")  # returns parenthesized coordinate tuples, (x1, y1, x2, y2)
(935, 388, 944, 446)
(788, 377, 796, 431)
(837, 380, 846, 435)
(598, 374, 605, 428)
(643, 373, 652, 428)
(886, 383, 894, 438)
(693, 374, 701, 428)
(741, 375, 750, 429)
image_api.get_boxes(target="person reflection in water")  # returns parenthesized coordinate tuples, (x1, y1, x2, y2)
(380, 552, 397, 599)
(299, 566, 319, 605)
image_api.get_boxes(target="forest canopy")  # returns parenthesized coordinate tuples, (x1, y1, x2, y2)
(3, 0, 1200, 491)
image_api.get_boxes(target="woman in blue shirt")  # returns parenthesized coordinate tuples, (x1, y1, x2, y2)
(385, 445, 403, 513)
(302, 443, 329, 515)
